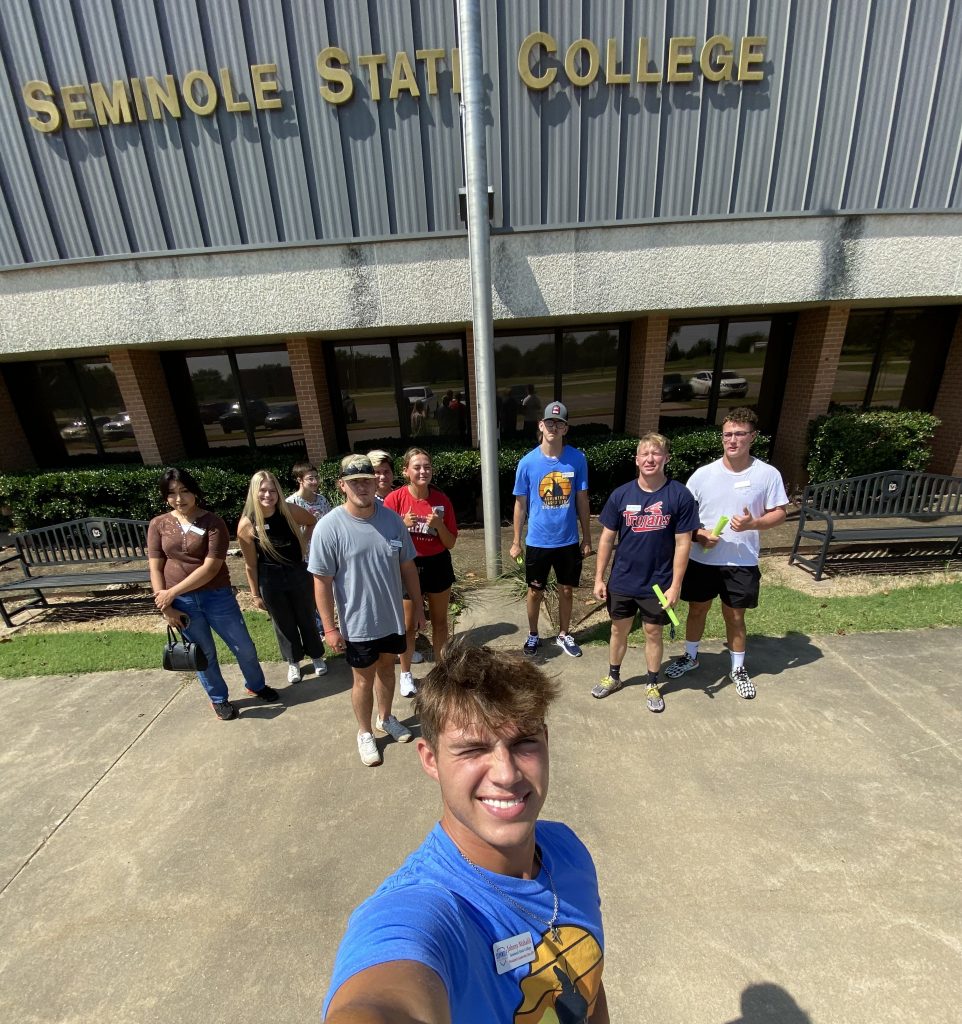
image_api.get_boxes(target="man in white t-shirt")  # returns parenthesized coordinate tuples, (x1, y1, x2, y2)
(666, 408, 789, 699)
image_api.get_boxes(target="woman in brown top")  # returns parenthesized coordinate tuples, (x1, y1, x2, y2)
(148, 467, 277, 721)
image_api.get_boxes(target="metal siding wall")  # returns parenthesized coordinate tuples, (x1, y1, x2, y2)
(621, 1, 667, 219)
(581, 0, 623, 224)
(328, 3, 390, 236)
(915, 0, 962, 208)
(656, 0, 704, 217)
(0, 0, 959, 272)
(768, 0, 831, 212)
(500, 0, 540, 228)
(694, 0, 748, 216)
(114, 0, 205, 251)
(374, 2, 428, 235)
(730, 0, 790, 214)
(285, 0, 353, 239)
(418, 0, 461, 232)
(879, 3, 949, 209)
(842, 0, 911, 210)
(74, 0, 168, 254)
(805, 0, 871, 212)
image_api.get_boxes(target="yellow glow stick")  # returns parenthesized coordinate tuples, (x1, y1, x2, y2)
(652, 584, 680, 628)
(702, 515, 730, 550)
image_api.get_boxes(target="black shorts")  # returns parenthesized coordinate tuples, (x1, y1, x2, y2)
(526, 543, 582, 590)
(345, 632, 407, 669)
(413, 549, 456, 596)
(607, 591, 669, 626)
(680, 560, 761, 609)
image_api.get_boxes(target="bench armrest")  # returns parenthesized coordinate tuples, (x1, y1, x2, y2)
(0, 551, 27, 574)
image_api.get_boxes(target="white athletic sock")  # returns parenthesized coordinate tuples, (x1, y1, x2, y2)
(731, 650, 746, 671)
(685, 641, 700, 660)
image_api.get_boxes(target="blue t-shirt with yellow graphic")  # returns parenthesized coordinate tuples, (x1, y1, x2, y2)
(513, 446, 589, 549)
(322, 821, 605, 1023)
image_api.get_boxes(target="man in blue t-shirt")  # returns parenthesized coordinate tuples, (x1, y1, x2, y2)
(591, 433, 699, 713)
(322, 641, 608, 1023)
(510, 401, 592, 660)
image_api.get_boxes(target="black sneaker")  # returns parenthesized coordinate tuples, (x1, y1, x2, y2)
(248, 684, 280, 702)
(212, 701, 238, 721)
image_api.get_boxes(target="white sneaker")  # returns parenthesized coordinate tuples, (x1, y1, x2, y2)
(312, 657, 328, 676)
(287, 663, 301, 684)
(399, 671, 417, 697)
(357, 731, 382, 766)
(375, 714, 413, 743)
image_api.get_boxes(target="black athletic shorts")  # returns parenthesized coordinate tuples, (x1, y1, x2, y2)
(413, 549, 456, 596)
(606, 590, 668, 626)
(680, 560, 761, 609)
(525, 543, 582, 590)
(345, 632, 407, 669)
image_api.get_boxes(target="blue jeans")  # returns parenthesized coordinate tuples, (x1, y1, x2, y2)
(172, 587, 266, 704)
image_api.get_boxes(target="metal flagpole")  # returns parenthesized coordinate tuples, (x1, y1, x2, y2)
(457, 0, 501, 580)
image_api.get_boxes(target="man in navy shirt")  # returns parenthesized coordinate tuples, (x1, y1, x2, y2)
(591, 433, 699, 712)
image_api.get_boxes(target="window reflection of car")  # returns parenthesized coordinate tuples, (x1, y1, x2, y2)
(661, 374, 694, 401)
(263, 403, 301, 430)
(102, 412, 134, 438)
(402, 386, 438, 416)
(60, 416, 111, 440)
(198, 401, 233, 424)
(219, 400, 269, 433)
(688, 371, 749, 397)
(341, 391, 358, 423)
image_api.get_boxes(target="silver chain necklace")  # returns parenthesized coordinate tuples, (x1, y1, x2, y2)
(457, 845, 562, 943)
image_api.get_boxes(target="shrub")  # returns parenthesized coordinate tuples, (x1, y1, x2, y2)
(806, 410, 940, 483)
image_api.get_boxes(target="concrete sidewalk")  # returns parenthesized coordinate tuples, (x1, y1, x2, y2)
(1, 591, 960, 1023)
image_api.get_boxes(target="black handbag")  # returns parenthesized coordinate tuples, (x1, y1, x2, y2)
(163, 624, 208, 672)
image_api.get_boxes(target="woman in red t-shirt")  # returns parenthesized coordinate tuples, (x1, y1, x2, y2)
(384, 448, 458, 695)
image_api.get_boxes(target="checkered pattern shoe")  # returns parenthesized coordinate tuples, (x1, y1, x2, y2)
(646, 685, 665, 713)
(665, 653, 699, 679)
(730, 665, 756, 699)
(591, 675, 623, 699)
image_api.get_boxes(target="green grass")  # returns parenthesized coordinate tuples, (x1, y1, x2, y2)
(579, 581, 962, 647)
(2, 582, 961, 679)
(0, 611, 301, 680)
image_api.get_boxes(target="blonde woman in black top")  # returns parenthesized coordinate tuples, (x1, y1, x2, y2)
(237, 470, 327, 684)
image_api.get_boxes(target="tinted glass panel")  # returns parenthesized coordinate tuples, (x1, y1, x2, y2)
(335, 342, 395, 447)
(662, 322, 719, 423)
(714, 321, 771, 424)
(236, 349, 299, 445)
(186, 354, 242, 448)
(398, 338, 465, 438)
(832, 312, 884, 409)
(494, 333, 553, 441)
(77, 360, 132, 453)
(561, 328, 619, 428)
(42, 362, 88, 455)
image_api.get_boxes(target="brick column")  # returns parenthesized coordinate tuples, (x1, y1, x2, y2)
(0, 372, 37, 471)
(929, 310, 962, 476)
(288, 338, 337, 464)
(110, 349, 185, 465)
(623, 315, 668, 437)
(464, 327, 479, 446)
(771, 305, 849, 492)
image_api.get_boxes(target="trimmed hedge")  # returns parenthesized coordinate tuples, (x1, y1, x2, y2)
(806, 409, 940, 483)
(0, 426, 765, 532)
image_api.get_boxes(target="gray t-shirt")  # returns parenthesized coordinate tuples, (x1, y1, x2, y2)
(308, 504, 416, 642)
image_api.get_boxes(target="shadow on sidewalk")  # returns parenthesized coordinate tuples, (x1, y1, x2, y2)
(722, 982, 812, 1023)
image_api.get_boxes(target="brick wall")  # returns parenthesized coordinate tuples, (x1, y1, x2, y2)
(929, 310, 962, 476)
(771, 305, 849, 492)
(0, 372, 36, 471)
(624, 315, 668, 437)
(110, 349, 185, 465)
(288, 338, 337, 463)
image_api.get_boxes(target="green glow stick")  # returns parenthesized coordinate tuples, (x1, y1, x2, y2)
(652, 584, 680, 628)
(702, 515, 730, 550)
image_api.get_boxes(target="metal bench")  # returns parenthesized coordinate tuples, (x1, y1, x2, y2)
(0, 517, 151, 626)
(789, 471, 962, 580)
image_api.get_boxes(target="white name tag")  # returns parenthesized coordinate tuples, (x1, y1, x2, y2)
(492, 931, 536, 975)
(389, 539, 403, 548)
(625, 504, 641, 512)
(561, 471, 575, 478)
(734, 480, 752, 489)
(186, 524, 206, 536)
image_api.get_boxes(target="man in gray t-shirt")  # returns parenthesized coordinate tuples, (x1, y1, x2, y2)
(309, 455, 425, 767)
